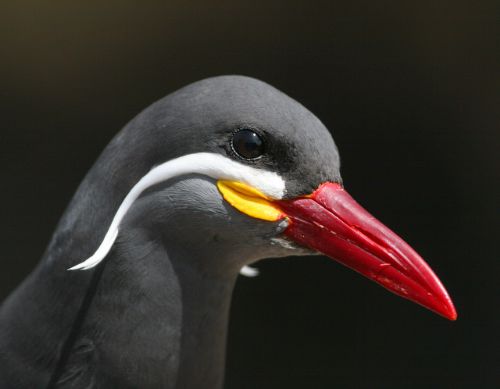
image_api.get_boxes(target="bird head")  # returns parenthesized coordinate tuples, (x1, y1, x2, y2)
(70, 75, 456, 321)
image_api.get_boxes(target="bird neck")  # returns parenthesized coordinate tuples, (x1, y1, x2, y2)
(0, 226, 239, 388)
(85, 230, 239, 388)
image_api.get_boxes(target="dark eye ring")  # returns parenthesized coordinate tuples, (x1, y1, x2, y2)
(231, 129, 265, 160)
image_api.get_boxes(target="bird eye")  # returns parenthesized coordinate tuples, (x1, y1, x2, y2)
(231, 129, 265, 159)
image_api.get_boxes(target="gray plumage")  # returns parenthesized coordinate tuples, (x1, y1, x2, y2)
(0, 76, 341, 388)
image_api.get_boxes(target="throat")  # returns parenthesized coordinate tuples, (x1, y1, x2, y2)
(171, 249, 238, 389)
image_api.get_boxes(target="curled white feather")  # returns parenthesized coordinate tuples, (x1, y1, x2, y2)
(68, 152, 285, 271)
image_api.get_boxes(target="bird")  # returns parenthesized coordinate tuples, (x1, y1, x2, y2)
(0, 75, 456, 388)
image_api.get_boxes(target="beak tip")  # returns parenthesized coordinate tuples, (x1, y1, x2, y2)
(436, 298, 457, 321)
(446, 304, 458, 321)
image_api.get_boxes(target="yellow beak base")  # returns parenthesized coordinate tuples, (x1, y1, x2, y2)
(216, 180, 284, 222)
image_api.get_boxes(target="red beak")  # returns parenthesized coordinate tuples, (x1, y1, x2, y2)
(277, 183, 457, 320)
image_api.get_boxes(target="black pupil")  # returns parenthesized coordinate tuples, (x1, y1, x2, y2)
(232, 130, 264, 159)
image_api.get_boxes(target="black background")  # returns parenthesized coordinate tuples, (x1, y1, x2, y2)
(1, 1, 498, 388)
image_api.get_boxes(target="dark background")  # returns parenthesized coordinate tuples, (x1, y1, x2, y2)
(1, 1, 498, 388)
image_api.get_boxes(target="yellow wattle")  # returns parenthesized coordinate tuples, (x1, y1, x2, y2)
(216, 180, 283, 222)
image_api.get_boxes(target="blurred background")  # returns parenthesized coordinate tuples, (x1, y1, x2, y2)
(0, 1, 498, 388)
